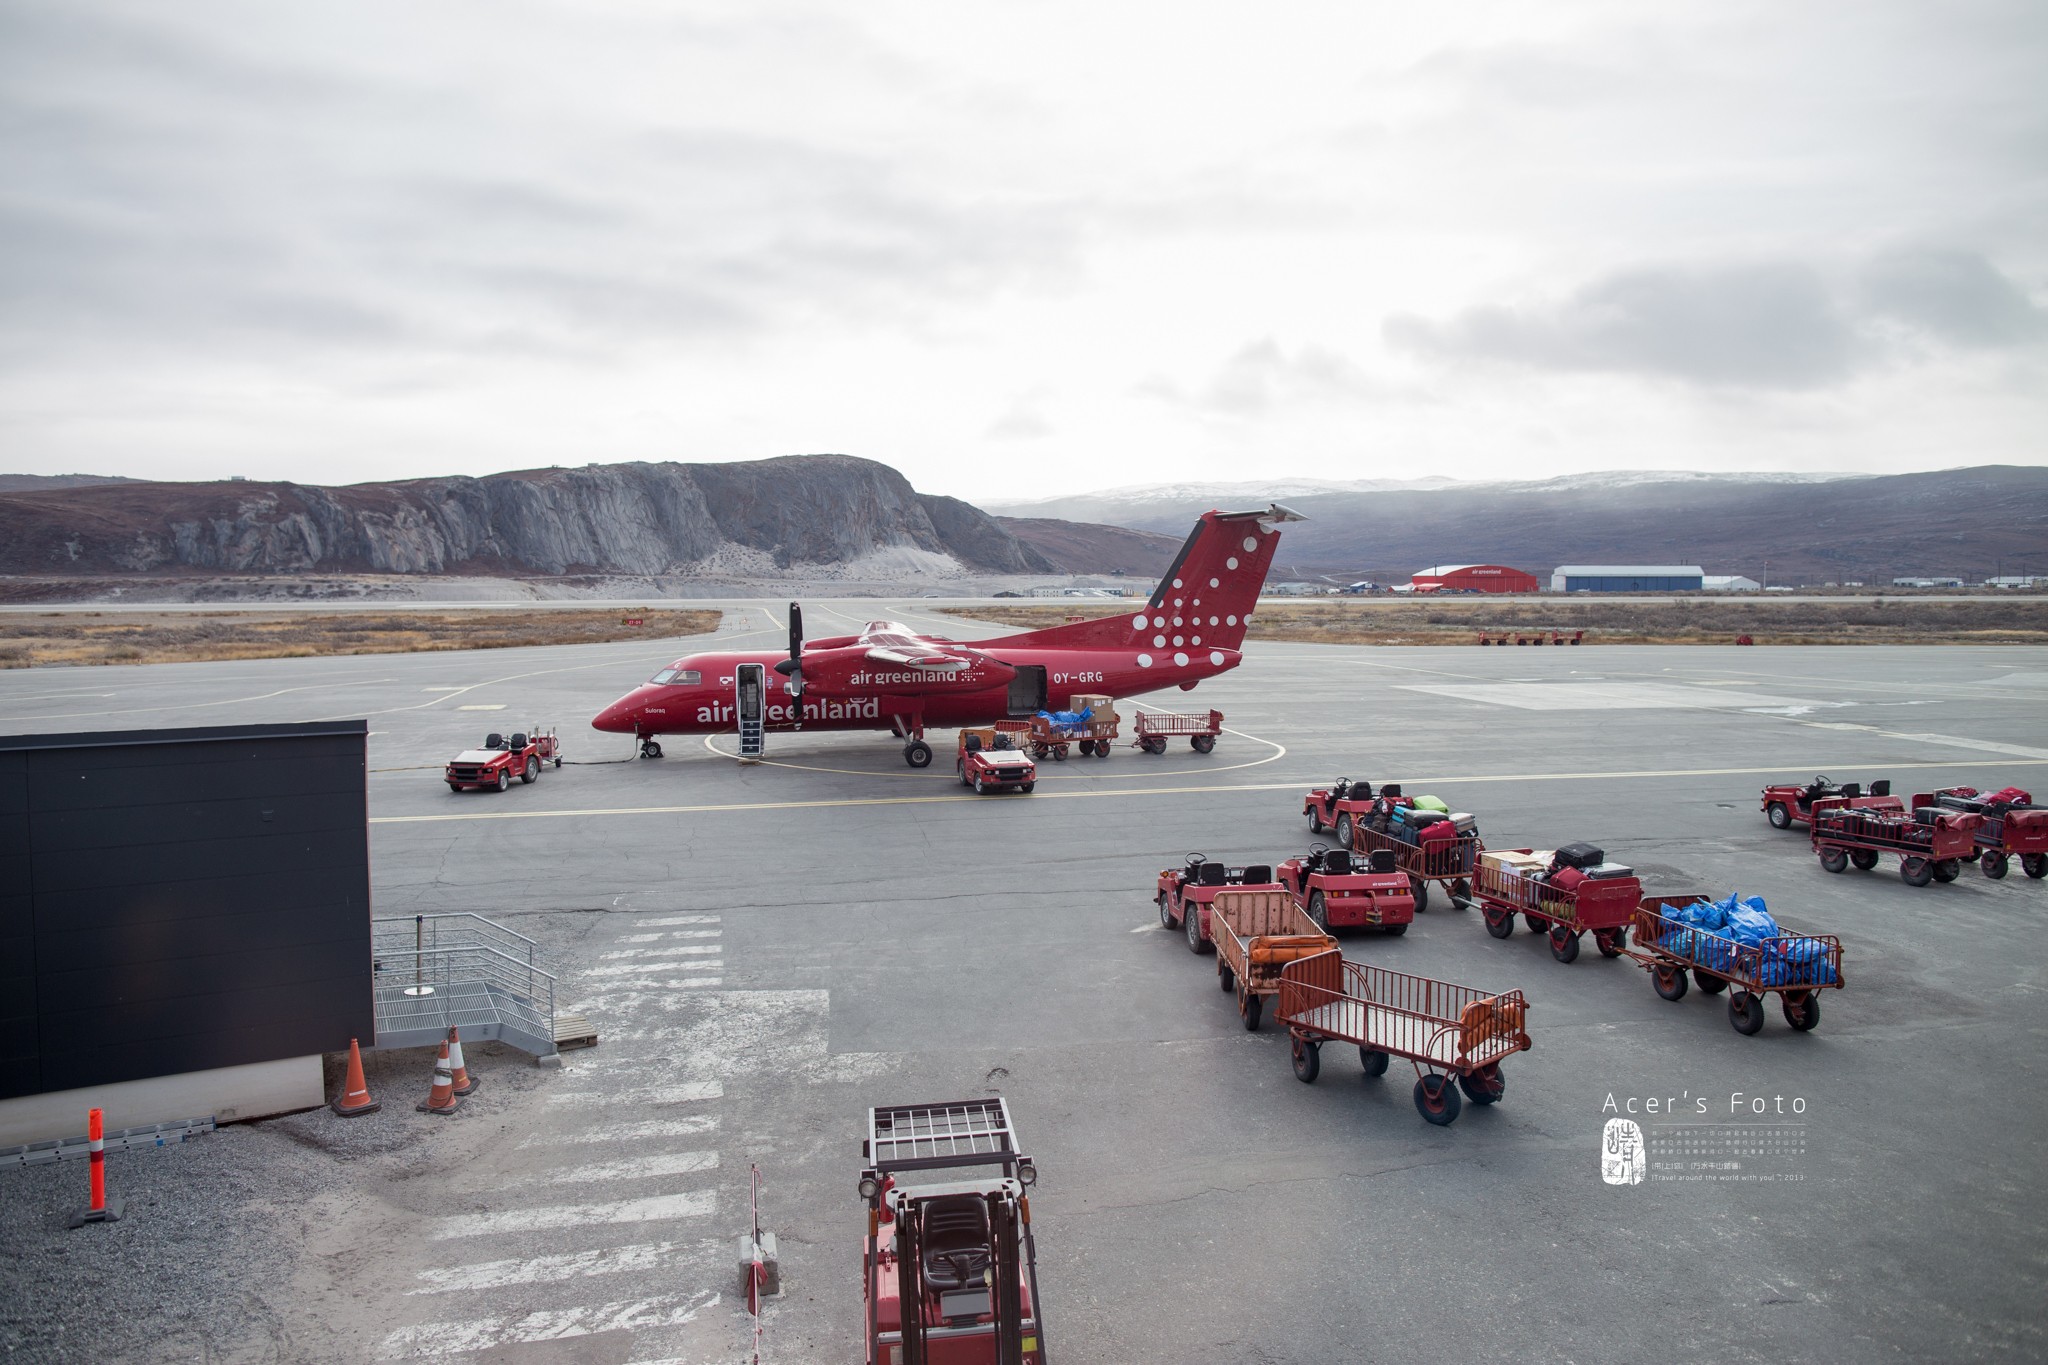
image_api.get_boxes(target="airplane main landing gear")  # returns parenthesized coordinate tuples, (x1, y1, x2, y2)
(903, 739, 933, 768)
(639, 738, 664, 759)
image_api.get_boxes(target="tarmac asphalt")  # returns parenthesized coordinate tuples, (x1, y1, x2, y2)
(2, 601, 2045, 1364)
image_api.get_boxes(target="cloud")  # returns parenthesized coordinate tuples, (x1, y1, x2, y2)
(1144, 339, 1394, 417)
(986, 391, 1054, 441)
(1858, 247, 2048, 347)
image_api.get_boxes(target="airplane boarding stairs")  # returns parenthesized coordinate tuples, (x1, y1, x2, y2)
(371, 913, 592, 1064)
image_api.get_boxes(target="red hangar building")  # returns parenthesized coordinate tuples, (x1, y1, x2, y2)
(1409, 564, 1541, 594)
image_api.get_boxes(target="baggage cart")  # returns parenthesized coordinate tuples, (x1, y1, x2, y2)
(1352, 822, 1482, 913)
(1629, 893, 1844, 1035)
(1131, 707, 1222, 755)
(1912, 789, 2048, 880)
(1276, 950, 1531, 1127)
(1025, 710, 1118, 760)
(1155, 855, 1285, 954)
(1811, 797, 1982, 886)
(1208, 889, 1335, 1031)
(1471, 849, 1639, 964)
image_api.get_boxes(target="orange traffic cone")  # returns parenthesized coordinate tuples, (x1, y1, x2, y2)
(446, 1027, 479, 1097)
(333, 1038, 380, 1117)
(416, 1041, 460, 1115)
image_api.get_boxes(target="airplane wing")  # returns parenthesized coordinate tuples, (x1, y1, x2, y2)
(856, 621, 977, 673)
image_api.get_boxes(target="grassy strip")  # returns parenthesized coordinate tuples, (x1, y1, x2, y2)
(940, 598, 2048, 646)
(0, 609, 723, 668)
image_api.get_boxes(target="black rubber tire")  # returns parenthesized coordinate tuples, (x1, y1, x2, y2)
(1308, 809, 1325, 834)
(974, 775, 987, 795)
(494, 770, 510, 792)
(1901, 857, 1934, 887)
(1382, 922, 1408, 936)
(1186, 901, 1210, 954)
(521, 758, 538, 784)
(1850, 848, 1879, 870)
(1595, 929, 1625, 958)
(1334, 813, 1353, 849)
(1019, 782, 1035, 794)
(1158, 891, 1173, 928)
(1239, 989, 1263, 1031)
(1982, 851, 2010, 879)
(1306, 890, 1330, 933)
(1694, 970, 1728, 995)
(1783, 991, 1821, 1031)
(1291, 1037, 1320, 1083)
(1549, 927, 1581, 964)
(1728, 990, 1766, 1035)
(447, 782, 461, 793)
(553, 756, 562, 768)
(1192, 734, 1216, 754)
(1359, 1048, 1390, 1077)
(642, 740, 662, 758)
(1458, 1063, 1506, 1106)
(2025, 854, 2048, 880)
(1653, 965, 1689, 1001)
(1409, 877, 1431, 913)
(1484, 906, 1515, 939)
(1932, 859, 1961, 883)
(905, 740, 933, 768)
(1767, 802, 1791, 829)
(1449, 878, 1471, 908)
(1819, 848, 1848, 874)
(1218, 961, 1234, 993)
(1524, 914, 1545, 935)
(1414, 1074, 1463, 1126)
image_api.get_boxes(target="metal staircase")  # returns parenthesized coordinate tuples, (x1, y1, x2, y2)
(371, 913, 563, 1064)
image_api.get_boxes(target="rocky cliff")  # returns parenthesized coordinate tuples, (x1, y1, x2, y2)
(0, 456, 1058, 579)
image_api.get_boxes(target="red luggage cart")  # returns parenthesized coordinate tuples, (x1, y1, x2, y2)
(1811, 798, 1982, 886)
(1470, 850, 1638, 963)
(1208, 889, 1335, 1032)
(1912, 789, 2048, 880)
(1351, 824, 1482, 913)
(1629, 893, 1844, 1035)
(1131, 707, 1222, 755)
(1276, 950, 1531, 1127)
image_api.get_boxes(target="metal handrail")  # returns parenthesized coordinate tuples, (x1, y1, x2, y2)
(370, 914, 557, 1054)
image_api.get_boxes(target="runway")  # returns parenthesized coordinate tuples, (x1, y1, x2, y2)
(1, 610, 2043, 1363)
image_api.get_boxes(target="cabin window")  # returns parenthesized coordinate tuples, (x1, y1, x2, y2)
(651, 667, 701, 685)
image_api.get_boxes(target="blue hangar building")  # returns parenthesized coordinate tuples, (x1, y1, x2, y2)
(1550, 564, 1705, 592)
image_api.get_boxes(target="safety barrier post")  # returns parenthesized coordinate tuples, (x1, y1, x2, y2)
(67, 1108, 125, 1228)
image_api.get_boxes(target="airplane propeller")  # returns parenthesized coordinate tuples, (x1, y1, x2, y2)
(775, 601, 805, 705)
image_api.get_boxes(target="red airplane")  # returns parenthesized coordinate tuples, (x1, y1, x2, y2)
(591, 503, 1304, 766)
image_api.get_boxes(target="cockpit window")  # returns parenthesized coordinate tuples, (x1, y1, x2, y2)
(650, 668, 700, 685)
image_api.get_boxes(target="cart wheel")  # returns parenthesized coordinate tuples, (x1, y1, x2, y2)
(1693, 970, 1728, 995)
(1359, 1048, 1390, 1077)
(1524, 914, 1545, 935)
(553, 756, 562, 768)
(1653, 965, 1689, 1001)
(2024, 854, 2048, 880)
(1981, 851, 2010, 879)
(1849, 849, 1879, 871)
(1291, 1037, 1320, 1083)
(521, 757, 538, 784)
(1218, 961, 1234, 993)
(1413, 1074, 1463, 1126)
(1483, 906, 1515, 939)
(1096, 741, 1112, 759)
(1192, 734, 1216, 754)
(1052, 745, 1068, 762)
(1767, 802, 1791, 829)
(1306, 890, 1330, 933)
(1728, 990, 1766, 1035)
(1449, 878, 1471, 908)
(1818, 848, 1848, 874)
(1186, 902, 1210, 954)
(1239, 989, 1263, 1032)
(1594, 928, 1625, 958)
(1409, 876, 1431, 913)
(1334, 813, 1353, 849)
(494, 769, 510, 792)
(1382, 921, 1409, 936)
(1308, 810, 1324, 834)
(1158, 891, 1174, 928)
(1458, 1063, 1506, 1106)
(1548, 927, 1581, 964)
(1932, 859, 1961, 883)
(1900, 857, 1934, 887)
(1782, 991, 1821, 1032)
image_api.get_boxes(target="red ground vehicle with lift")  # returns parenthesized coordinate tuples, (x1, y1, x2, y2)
(1276, 949, 1532, 1126)
(1208, 888, 1335, 1031)
(955, 730, 1036, 795)
(1912, 787, 2048, 880)
(1276, 844, 1414, 936)
(444, 728, 562, 792)
(1156, 854, 1284, 954)
(1630, 893, 1845, 1035)
(1761, 775, 1895, 830)
(1471, 849, 1640, 963)
(1130, 707, 1221, 755)
(859, 1099, 1046, 1365)
(1811, 797, 1982, 886)
(1302, 778, 1378, 848)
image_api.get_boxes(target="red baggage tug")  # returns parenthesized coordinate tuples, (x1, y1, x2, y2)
(860, 1100, 1046, 1365)
(444, 727, 563, 792)
(1276, 844, 1416, 935)
(1301, 777, 1378, 848)
(1760, 775, 1895, 830)
(1471, 849, 1639, 963)
(1155, 854, 1286, 953)
(1912, 787, 2048, 880)
(1810, 796, 1983, 886)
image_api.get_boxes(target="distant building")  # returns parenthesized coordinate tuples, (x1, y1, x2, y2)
(1702, 575, 1762, 592)
(1985, 576, 2044, 588)
(1552, 565, 1705, 593)
(1410, 564, 1541, 594)
(1269, 581, 1330, 596)
(1891, 577, 1964, 589)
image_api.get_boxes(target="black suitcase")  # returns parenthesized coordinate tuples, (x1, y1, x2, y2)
(1551, 841, 1605, 871)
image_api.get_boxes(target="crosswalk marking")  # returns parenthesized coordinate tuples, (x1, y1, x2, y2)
(633, 914, 721, 926)
(378, 1292, 718, 1358)
(617, 930, 723, 943)
(546, 1081, 723, 1106)
(408, 1241, 681, 1295)
(584, 958, 722, 977)
(428, 1191, 715, 1240)
(599, 945, 723, 960)
(517, 1116, 719, 1147)
(575, 979, 724, 1004)
(548, 1151, 718, 1185)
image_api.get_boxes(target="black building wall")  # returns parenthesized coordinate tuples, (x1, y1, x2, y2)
(0, 721, 372, 1100)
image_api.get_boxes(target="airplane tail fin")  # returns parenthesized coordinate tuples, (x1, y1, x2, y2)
(990, 504, 1304, 653)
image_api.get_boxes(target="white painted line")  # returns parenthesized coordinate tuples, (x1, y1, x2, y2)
(546, 1081, 723, 1106)
(427, 1190, 715, 1240)
(584, 959, 722, 977)
(576, 978, 724, 999)
(408, 1241, 681, 1295)
(548, 1150, 718, 1185)
(518, 1116, 720, 1147)
(632, 914, 721, 926)
(616, 930, 722, 943)
(423, 686, 466, 692)
(456, 703, 507, 710)
(599, 945, 723, 960)
(377, 1291, 717, 1358)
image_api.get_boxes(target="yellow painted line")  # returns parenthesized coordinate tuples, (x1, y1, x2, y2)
(366, 756, 2048, 825)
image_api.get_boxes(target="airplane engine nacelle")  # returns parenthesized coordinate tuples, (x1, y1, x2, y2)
(798, 646, 1016, 695)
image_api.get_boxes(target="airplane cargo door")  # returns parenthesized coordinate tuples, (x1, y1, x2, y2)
(1007, 665, 1046, 717)
(736, 662, 765, 757)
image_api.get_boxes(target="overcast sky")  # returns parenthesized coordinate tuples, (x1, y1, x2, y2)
(2, 0, 2044, 502)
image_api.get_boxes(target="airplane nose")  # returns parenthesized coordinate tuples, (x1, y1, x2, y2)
(592, 700, 634, 733)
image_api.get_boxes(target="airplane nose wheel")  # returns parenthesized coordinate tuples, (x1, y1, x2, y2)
(639, 739, 663, 759)
(903, 739, 933, 768)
